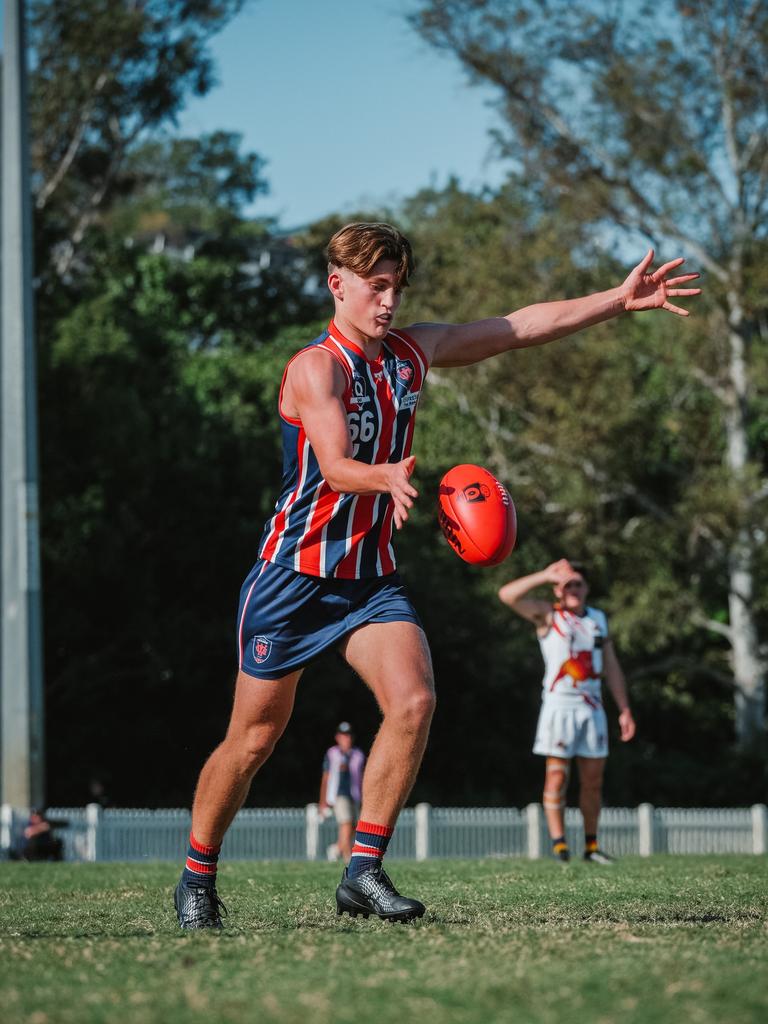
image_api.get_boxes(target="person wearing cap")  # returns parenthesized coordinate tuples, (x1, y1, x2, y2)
(498, 559, 635, 864)
(318, 722, 366, 862)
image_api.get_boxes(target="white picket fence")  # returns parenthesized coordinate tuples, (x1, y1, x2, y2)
(1, 803, 766, 862)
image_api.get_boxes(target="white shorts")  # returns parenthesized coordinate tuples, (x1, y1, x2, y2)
(533, 699, 608, 759)
(332, 796, 359, 825)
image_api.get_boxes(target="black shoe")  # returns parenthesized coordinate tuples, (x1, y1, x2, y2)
(554, 847, 571, 863)
(583, 849, 615, 865)
(336, 864, 425, 923)
(174, 878, 227, 929)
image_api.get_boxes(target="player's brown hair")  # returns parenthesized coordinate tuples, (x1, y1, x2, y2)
(326, 222, 415, 289)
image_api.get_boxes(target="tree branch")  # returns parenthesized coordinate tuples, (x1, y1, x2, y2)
(626, 654, 735, 690)
(691, 609, 734, 643)
(36, 71, 110, 210)
(688, 365, 730, 405)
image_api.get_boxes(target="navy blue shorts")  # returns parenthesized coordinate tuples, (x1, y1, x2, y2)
(236, 560, 422, 679)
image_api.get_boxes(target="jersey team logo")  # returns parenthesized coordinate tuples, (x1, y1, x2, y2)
(351, 374, 370, 406)
(394, 359, 415, 393)
(553, 651, 594, 686)
(253, 636, 272, 664)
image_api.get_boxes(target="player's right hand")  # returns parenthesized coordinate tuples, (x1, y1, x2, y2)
(545, 559, 577, 585)
(386, 455, 419, 529)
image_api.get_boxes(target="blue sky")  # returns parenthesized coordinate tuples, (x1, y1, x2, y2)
(177, 0, 510, 227)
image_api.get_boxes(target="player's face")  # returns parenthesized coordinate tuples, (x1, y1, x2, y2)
(330, 259, 403, 342)
(556, 576, 588, 612)
(336, 732, 353, 750)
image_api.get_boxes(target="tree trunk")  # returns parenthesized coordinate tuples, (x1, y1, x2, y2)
(728, 531, 764, 748)
(724, 290, 765, 749)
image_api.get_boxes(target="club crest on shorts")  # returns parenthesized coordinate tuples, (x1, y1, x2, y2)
(252, 635, 272, 664)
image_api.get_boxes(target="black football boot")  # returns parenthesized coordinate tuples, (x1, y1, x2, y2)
(336, 864, 425, 923)
(552, 841, 571, 863)
(583, 848, 615, 865)
(174, 878, 227, 929)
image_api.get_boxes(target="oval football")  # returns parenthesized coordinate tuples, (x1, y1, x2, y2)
(438, 464, 517, 566)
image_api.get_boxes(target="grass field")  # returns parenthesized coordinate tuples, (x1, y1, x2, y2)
(1, 856, 766, 1024)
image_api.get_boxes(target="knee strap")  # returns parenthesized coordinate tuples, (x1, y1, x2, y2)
(543, 763, 570, 809)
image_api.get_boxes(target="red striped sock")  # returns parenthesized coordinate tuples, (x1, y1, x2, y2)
(348, 820, 393, 879)
(182, 832, 221, 888)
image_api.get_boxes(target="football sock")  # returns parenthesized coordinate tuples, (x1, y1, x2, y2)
(347, 820, 393, 878)
(552, 836, 569, 856)
(181, 832, 221, 889)
(584, 833, 599, 854)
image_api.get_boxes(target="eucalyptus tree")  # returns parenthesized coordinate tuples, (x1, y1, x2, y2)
(29, 0, 248, 277)
(412, 0, 768, 748)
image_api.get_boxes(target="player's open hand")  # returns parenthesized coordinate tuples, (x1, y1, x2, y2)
(387, 455, 419, 530)
(621, 249, 701, 317)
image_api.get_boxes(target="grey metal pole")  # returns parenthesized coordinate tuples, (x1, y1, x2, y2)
(1, 0, 46, 810)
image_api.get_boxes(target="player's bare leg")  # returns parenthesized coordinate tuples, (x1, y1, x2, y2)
(175, 668, 301, 928)
(191, 669, 302, 844)
(543, 757, 571, 861)
(577, 756, 613, 864)
(341, 620, 435, 825)
(576, 755, 605, 836)
(334, 620, 435, 921)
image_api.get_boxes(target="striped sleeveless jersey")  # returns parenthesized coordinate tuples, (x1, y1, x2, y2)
(258, 320, 428, 578)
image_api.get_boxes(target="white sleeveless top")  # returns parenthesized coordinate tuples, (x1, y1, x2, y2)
(538, 605, 608, 706)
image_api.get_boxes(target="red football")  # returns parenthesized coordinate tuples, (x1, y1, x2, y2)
(438, 464, 517, 567)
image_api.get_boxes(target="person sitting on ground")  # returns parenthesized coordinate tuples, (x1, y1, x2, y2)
(22, 809, 64, 862)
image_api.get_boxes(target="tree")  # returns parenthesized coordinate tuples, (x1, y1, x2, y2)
(27, 0, 334, 804)
(393, 179, 762, 806)
(412, 0, 768, 750)
(39, 243, 320, 804)
(111, 130, 268, 237)
(29, 0, 248, 277)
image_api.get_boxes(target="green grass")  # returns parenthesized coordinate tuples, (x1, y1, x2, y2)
(1, 857, 766, 1024)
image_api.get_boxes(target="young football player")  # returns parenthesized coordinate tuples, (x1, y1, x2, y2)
(499, 560, 635, 863)
(175, 223, 699, 927)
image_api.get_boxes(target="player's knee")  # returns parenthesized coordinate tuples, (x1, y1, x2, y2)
(580, 777, 602, 798)
(543, 768, 568, 803)
(230, 723, 282, 773)
(397, 686, 436, 731)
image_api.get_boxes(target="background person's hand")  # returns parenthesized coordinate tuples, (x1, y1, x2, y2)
(619, 708, 636, 742)
(544, 559, 577, 587)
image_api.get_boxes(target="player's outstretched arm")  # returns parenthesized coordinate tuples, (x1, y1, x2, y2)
(498, 560, 575, 626)
(283, 349, 418, 528)
(409, 250, 702, 368)
(603, 640, 636, 742)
